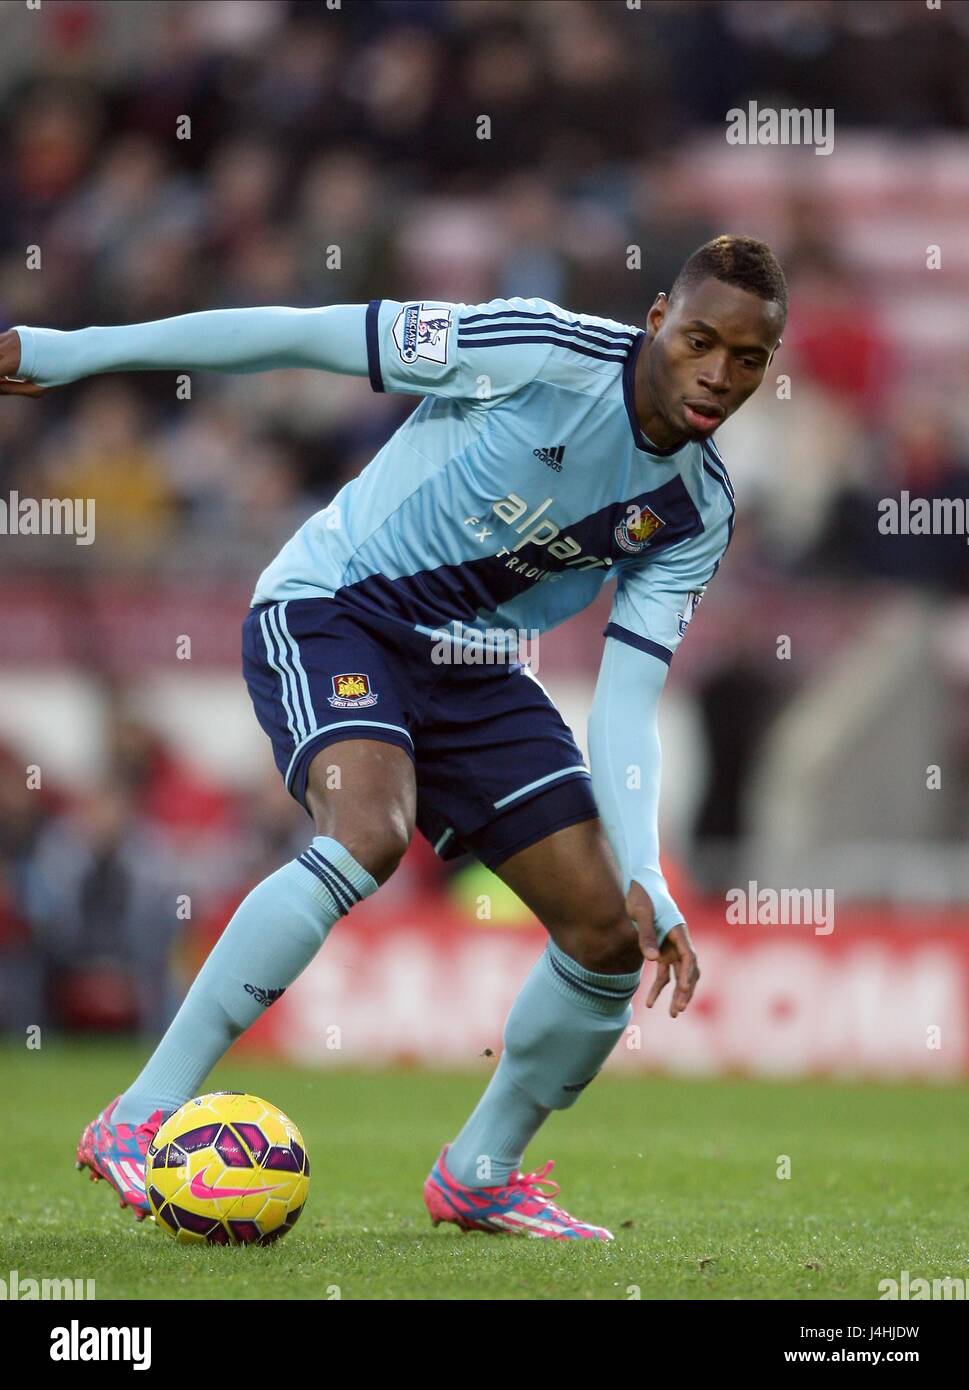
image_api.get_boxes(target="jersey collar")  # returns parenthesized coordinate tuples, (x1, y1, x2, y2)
(622, 330, 689, 458)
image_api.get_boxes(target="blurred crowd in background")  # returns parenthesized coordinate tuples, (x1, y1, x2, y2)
(1, 0, 968, 1036)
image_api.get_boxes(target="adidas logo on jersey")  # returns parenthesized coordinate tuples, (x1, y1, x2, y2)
(533, 445, 565, 471)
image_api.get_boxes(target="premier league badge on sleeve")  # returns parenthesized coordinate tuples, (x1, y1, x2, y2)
(392, 302, 452, 364)
(676, 591, 704, 637)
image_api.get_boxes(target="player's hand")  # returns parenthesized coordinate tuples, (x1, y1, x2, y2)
(645, 923, 699, 1018)
(626, 881, 700, 1017)
(0, 329, 45, 396)
(626, 879, 662, 963)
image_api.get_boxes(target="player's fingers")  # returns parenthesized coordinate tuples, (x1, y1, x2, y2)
(0, 379, 45, 397)
(634, 907, 660, 962)
(645, 959, 670, 1009)
(670, 952, 700, 1018)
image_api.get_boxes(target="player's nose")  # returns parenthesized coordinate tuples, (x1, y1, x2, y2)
(696, 363, 731, 395)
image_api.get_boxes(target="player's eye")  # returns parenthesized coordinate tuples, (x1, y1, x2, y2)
(686, 335, 708, 351)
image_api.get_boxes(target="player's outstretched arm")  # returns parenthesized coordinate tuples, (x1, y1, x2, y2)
(588, 634, 699, 1016)
(0, 304, 371, 392)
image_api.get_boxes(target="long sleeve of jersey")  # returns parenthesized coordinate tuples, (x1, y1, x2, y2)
(588, 634, 685, 945)
(586, 510, 730, 945)
(12, 304, 371, 388)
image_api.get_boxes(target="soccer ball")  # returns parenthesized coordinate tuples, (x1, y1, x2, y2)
(145, 1091, 310, 1245)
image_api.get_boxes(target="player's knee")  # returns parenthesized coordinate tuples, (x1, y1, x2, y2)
(536, 865, 642, 974)
(305, 741, 415, 886)
(311, 805, 411, 886)
(553, 890, 643, 974)
(362, 817, 411, 885)
(572, 917, 643, 976)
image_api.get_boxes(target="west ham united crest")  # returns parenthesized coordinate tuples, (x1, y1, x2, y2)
(327, 672, 379, 709)
(614, 505, 665, 553)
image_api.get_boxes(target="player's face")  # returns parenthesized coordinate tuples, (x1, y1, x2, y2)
(643, 277, 784, 444)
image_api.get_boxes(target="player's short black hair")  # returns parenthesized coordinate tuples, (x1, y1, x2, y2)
(670, 235, 788, 323)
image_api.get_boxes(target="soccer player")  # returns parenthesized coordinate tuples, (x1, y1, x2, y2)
(1, 234, 785, 1240)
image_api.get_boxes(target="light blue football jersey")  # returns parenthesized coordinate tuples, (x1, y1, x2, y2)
(252, 297, 735, 666)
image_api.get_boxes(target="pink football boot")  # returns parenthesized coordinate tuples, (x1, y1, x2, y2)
(76, 1095, 165, 1221)
(423, 1144, 613, 1240)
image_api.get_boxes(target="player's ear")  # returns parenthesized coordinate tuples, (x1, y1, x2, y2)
(646, 292, 669, 336)
(766, 336, 782, 368)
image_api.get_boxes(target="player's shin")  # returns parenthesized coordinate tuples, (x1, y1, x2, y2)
(445, 939, 641, 1187)
(112, 836, 377, 1124)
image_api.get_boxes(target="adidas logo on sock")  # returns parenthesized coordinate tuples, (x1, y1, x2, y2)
(533, 445, 565, 471)
(244, 983, 286, 1008)
(562, 1074, 597, 1094)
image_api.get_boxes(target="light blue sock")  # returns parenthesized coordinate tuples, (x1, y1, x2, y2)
(114, 837, 377, 1124)
(446, 939, 641, 1187)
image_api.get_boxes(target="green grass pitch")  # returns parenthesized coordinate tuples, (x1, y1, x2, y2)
(2, 1040, 967, 1301)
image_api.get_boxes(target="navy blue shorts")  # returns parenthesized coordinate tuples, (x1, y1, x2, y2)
(241, 597, 597, 870)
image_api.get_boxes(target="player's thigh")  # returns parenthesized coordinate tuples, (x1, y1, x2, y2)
(305, 739, 417, 885)
(494, 817, 643, 975)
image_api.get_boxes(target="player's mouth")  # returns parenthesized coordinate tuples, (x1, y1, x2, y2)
(682, 400, 724, 432)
